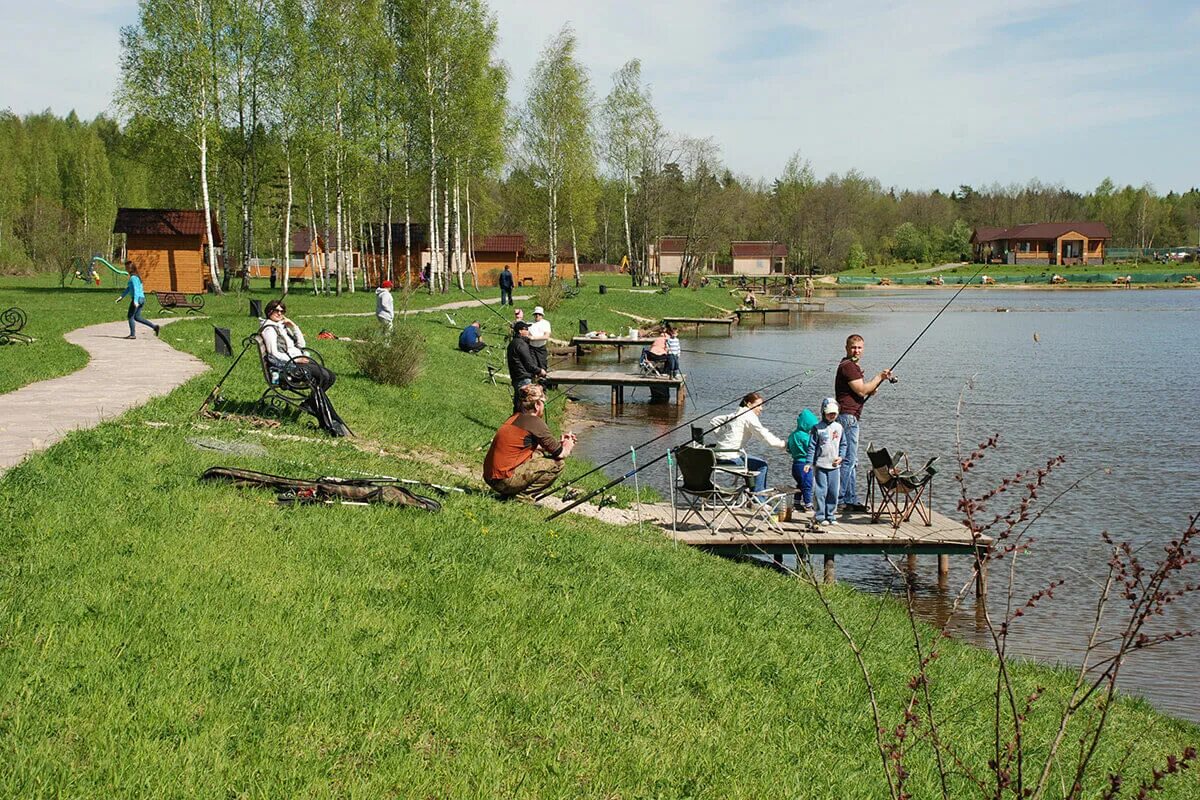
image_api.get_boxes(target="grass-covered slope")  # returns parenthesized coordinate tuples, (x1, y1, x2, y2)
(0, 277, 1196, 797)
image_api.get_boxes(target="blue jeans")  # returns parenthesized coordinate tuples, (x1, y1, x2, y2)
(512, 377, 532, 412)
(127, 301, 157, 337)
(814, 466, 840, 522)
(791, 460, 813, 508)
(836, 413, 859, 506)
(500, 287, 512, 305)
(719, 455, 768, 496)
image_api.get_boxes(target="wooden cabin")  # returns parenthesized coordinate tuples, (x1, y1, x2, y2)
(471, 234, 576, 286)
(731, 241, 788, 275)
(113, 208, 222, 294)
(971, 222, 1111, 266)
(364, 222, 429, 286)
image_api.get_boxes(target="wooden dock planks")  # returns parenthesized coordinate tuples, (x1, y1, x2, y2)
(544, 369, 687, 408)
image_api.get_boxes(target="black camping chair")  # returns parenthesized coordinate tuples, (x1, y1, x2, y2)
(866, 443, 939, 528)
(673, 444, 758, 534)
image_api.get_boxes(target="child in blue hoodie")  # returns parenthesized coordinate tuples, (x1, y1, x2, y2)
(786, 407, 819, 516)
(805, 397, 848, 526)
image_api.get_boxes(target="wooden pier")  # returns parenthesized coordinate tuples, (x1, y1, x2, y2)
(780, 299, 826, 312)
(544, 369, 686, 409)
(662, 316, 735, 335)
(569, 335, 654, 362)
(664, 506, 990, 596)
(733, 307, 792, 323)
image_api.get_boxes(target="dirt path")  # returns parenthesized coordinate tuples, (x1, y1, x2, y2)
(301, 294, 533, 319)
(0, 318, 208, 474)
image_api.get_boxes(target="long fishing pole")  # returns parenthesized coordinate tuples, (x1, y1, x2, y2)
(198, 336, 254, 414)
(545, 376, 810, 520)
(887, 262, 988, 377)
(536, 367, 811, 500)
(680, 348, 816, 367)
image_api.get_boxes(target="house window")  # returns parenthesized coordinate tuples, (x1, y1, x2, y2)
(1020, 242, 1031, 253)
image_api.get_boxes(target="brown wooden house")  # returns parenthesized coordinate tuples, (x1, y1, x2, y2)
(971, 222, 1111, 265)
(113, 208, 222, 293)
(472, 234, 576, 286)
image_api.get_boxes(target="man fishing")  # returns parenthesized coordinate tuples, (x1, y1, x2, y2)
(506, 321, 543, 412)
(834, 334, 893, 513)
(484, 383, 576, 500)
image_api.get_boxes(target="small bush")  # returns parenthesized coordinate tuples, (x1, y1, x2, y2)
(349, 323, 425, 386)
(535, 279, 569, 312)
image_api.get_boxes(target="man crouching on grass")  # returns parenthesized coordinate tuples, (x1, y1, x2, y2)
(483, 384, 576, 501)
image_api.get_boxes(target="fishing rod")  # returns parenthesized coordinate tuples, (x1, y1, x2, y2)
(536, 366, 811, 499)
(680, 348, 816, 367)
(886, 262, 988, 378)
(198, 334, 254, 414)
(545, 376, 810, 520)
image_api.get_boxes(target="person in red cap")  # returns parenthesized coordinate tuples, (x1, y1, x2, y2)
(375, 279, 395, 330)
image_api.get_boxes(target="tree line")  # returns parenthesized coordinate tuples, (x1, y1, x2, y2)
(2, 1, 1199, 289)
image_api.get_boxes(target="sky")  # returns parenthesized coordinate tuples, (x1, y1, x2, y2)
(3, 0, 1198, 193)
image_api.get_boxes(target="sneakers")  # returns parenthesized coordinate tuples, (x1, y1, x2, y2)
(124, 335, 136, 340)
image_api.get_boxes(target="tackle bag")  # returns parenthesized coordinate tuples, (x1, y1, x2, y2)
(200, 467, 441, 512)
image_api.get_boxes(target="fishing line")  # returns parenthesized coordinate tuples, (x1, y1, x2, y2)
(544, 375, 811, 520)
(680, 348, 819, 367)
(887, 262, 988, 376)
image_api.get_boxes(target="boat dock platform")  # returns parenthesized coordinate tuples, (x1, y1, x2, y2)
(733, 307, 792, 323)
(780, 299, 827, 312)
(663, 505, 991, 595)
(662, 316, 735, 335)
(544, 369, 686, 409)
(569, 336, 654, 362)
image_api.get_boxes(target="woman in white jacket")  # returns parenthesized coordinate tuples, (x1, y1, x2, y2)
(709, 391, 786, 498)
(259, 299, 348, 436)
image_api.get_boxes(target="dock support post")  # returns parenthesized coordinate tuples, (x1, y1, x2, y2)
(676, 380, 686, 408)
(906, 553, 918, 572)
(823, 554, 836, 584)
(610, 386, 618, 412)
(938, 554, 950, 577)
(975, 558, 988, 599)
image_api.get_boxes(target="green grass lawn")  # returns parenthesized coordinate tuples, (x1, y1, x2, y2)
(0, 274, 1196, 797)
(837, 260, 1195, 283)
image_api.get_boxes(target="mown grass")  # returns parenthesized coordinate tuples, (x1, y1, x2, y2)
(0, 275, 1196, 797)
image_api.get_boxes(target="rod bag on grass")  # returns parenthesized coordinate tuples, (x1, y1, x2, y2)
(201, 467, 441, 512)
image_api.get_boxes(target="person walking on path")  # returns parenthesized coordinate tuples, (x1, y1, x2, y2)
(499, 265, 514, 306)
(527, 306, 551, 373)
(805, 398, 847, 527)
(375, 280, 395, 330)
(834, 333, 893, 512)
(506, 321, 544, 411)
(483, 384, 576, 500)
(709, 391, 786, 498)
(115, 264, 160, 339)
(458, 320, 486, 353)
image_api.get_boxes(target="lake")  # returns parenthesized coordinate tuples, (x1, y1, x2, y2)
(569, 288, 1200, 723)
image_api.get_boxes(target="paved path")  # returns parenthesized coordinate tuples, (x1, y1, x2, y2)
(0, 318, 208, 475)
(301, 294, 533, 319)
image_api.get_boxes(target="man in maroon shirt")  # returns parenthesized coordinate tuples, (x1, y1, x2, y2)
(834, 334, 893, 512)
(484, 384, 576, 499)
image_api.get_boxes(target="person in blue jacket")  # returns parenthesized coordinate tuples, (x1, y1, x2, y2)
(498, 264, 514, 306)
(114, 263, 160, 339)
(786, 407, 819, 516)
(458, 320, 486, 353)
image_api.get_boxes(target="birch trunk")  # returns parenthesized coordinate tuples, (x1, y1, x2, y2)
(466, 177, 478, 291)
(282, 150, 293, 295)
(442, 178, 450, 293)
(453, 168, 464, 290)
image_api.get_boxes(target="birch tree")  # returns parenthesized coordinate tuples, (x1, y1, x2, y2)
(119, 0, 225, 292)
(520, 25, 593, 283)
(602, 59, 656, 283)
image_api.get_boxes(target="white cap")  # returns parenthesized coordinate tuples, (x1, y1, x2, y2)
(822, 397, 839, 416)
(533, 306, 545, 316)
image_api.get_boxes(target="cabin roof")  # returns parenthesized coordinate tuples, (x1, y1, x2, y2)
(113, 208, 223, 246)
(731, 241, 788, 258)
(971, 222, 1111, 243)
(475, 234, 526, 253)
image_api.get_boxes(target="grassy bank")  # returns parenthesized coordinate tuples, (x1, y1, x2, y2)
(835, 260, 1197, 288)
(1, 276, 1196, 797)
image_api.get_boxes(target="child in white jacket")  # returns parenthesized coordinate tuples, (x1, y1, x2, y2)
(375, 280, 395, 330)
(805, 397, 847, 526)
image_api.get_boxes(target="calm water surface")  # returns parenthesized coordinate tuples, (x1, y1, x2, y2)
(569, 288, 1200, 722)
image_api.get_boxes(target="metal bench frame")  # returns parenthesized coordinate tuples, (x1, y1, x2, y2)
(155, 291, 206, 314)
(0, 307, 32, 345)
(247, 333, 322, 417)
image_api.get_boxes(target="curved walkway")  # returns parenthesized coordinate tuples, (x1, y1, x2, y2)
(0, 318, 208, 475)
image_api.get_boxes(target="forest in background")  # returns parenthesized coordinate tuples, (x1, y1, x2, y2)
(2, 0, 1199, 290)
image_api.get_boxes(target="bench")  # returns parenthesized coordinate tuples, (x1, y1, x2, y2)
(246, 332, 322, 417)
(0, 307, 32, 345)
(155, 291, 205, 313)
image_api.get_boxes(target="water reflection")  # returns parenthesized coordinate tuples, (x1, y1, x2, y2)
(570, 289, 1200, 722)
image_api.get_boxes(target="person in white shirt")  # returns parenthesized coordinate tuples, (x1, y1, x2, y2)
(527, 305, 552, 372)
(709, 391, 786, 497)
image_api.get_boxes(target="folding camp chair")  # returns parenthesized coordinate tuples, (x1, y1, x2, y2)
(673, 444, 757, 534)
(866, 443, 939, 528)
